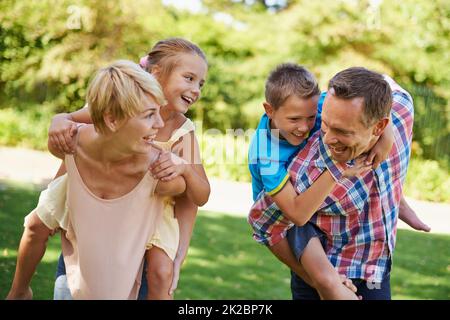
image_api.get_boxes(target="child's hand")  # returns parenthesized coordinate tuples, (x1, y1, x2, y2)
(366, 121, 394, 169)
(150, 151, 189, 181)
(340, 274, 357, 293)
(48, 114, 78, 154)
(342, 155, 372, 178)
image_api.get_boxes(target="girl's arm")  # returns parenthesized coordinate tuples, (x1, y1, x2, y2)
(154, 176, 186, 197)
(151, 132, 211, 206)
(271, 157, 371, 226)
(48, 105, 91, 155)
(169, 193, 198, 295)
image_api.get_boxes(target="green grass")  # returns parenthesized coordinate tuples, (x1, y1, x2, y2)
(1, 181, 449, 300)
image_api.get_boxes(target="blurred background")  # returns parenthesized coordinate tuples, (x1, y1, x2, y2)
(0, 0, 449, 299)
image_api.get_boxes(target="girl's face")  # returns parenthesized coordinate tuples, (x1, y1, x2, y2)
(159, 53, 207, 114)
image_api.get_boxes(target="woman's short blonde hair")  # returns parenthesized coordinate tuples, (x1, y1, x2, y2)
(87, 60, 166, 134)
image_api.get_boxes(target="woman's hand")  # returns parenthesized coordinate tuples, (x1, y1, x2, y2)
(150, 151, 189, 181)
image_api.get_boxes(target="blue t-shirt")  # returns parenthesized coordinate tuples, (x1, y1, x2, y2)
(248, 93, 324, 201)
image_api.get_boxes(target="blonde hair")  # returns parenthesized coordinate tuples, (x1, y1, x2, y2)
(87, 60, 166, 134)
(141, 38, 207, 83)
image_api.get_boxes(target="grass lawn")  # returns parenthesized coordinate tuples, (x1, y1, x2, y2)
(1, 181, 449, 300)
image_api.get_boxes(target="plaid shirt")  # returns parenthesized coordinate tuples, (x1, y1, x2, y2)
(249, 76, 413, 282)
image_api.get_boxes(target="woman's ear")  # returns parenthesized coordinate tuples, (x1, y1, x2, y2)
(104, 113, 119, 132)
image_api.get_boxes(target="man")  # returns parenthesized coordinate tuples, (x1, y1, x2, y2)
(286, 67, 413, 299)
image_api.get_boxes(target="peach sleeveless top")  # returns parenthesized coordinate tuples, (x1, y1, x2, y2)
(61, 150, 162, 299)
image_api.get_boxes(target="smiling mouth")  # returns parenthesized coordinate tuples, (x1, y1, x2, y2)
(143, 134, 157, 144)
(329, 145, 347, 154)
(292, 132, 306, 138)
(181, 95, 194, 105)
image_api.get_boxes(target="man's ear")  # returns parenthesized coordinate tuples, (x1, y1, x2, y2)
(263, 102, 275, 119)
(372, 117, 390, 136)
(104, 113, 119, 132)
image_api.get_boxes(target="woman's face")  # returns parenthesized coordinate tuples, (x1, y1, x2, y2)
(116, 95, 164, 155)
(159, 53, 207, 114)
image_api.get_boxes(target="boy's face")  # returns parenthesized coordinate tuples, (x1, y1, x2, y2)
(264, 94, 319, 146)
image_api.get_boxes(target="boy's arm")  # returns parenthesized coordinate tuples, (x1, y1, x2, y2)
(155, 176, 186, 196)
(271, 157, 372, 226)
(48, 105, 91, 154)
(169, 193, 198, 295)
(6, 212, 53, 299)
(366, 118, 394, 169)
(271, 170, 337, 226)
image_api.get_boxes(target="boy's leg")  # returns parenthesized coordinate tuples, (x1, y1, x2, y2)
(300, 238, 358, 300)
(145, 247, 174, 300)
(399, 196, 430, 232)
(7, 212, 52, 299)
(268, 238, 313, 286)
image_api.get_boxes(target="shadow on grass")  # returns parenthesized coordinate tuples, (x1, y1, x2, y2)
(1, 181, 449, 299)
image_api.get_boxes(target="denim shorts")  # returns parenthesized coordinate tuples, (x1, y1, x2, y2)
(286, 222, 327, 261)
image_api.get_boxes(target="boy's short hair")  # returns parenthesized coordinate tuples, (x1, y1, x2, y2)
(328, 67, 392, 126)
(87, 60, 166, 134)
(265, 63, 320, 109)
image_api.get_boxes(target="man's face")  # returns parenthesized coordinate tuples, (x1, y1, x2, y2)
(321, 90, 378, 163)
(265, 94, 319, 146)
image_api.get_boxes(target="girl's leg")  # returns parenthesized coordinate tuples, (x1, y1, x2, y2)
(145, 247, 174, 300)
(300, 238, 358, 300)
(7, 212, 52, 299)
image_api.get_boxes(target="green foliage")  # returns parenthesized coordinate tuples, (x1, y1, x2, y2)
(404, 158, 450, 203)
(0, 0, 448, 196)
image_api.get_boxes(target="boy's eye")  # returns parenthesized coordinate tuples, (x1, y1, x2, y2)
(185, 75, 193, 81)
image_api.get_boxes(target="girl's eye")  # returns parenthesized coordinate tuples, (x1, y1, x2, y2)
(185, 76, 193, 81)
(146, 112, 154, 119)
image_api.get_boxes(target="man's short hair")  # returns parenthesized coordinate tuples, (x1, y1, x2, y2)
(328, 67, 392, 126)
(265, 63, 320, 109)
